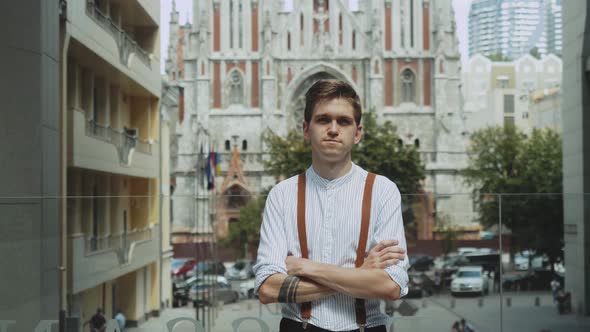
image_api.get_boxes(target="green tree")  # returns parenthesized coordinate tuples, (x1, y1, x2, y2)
(529, 47, 541, 59)
(486, 51, 512, 62)
(219, 188, 270, 258)
(463, 126, 563, 264)
(263, 110, 426, 239)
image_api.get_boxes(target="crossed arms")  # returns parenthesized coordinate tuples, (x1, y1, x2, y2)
(258, 240, 406, 304)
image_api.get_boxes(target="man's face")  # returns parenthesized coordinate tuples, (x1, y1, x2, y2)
(303, 98, 362, 163)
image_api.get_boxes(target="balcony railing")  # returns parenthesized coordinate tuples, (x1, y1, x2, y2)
(86, 1, 151, 67)
(85, 117, 153, 160)
(85, 226, 152, 255)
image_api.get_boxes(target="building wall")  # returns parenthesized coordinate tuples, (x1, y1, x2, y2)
(562, 0, 590, 316)
(0, 0, 60, 330)
(469, 0, 562, 58)
(462, 54, 562, 134)
(62, 0, 163, 328)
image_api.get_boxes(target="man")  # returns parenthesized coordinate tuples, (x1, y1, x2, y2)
(254, 79, 409, 332)
(90, 308, 106, 332)
(114, 309, 126, 331)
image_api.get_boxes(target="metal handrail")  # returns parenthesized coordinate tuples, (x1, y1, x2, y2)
(86, 1, 151, 67)
(85, 226, 152, 254)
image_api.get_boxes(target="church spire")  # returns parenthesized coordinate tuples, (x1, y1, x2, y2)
(220, 139, 250, 193)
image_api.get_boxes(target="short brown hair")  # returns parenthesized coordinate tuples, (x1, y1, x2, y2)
(304, 79, 362, 124)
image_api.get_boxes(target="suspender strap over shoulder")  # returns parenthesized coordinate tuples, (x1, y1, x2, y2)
(297, 172, 312, 325)
(355, 172, 377, 330)
(296, 170, 377, 330)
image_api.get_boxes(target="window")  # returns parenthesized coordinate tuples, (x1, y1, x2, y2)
(504, 94, 515, 114)
(238, 2, 243, 48)
(300, 14, 304, 46)
(497, 78, 509, 89)
(414, 138, 420, 149)
(504, 116, 515, 127)
(225, 140, 231, 151)
(410, 0, 415, 47)
(230, 1, 234, 48)
(352, 30, 356, 50)
(401, 69, 416, 103)
(287, 32, 291, 50)
(229, 71, 244, 105)
(242, 140, 248, 151)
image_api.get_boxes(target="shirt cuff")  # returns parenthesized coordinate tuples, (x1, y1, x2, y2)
(384, 264, 409, 298)
(254, 264, 287, 294)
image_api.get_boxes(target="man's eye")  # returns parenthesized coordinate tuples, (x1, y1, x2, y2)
(317, 118, 330, 123)
(338, 119, 352, 125)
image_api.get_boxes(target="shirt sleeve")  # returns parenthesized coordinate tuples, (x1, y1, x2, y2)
(253, 185, 289, 294)
(373, 180, 410, 298)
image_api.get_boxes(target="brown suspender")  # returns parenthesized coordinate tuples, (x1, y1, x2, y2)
(297, 171, 377, 330)
(297, 172, 312, 326)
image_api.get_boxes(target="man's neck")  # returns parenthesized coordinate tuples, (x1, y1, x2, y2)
(311, 158, 353, 180)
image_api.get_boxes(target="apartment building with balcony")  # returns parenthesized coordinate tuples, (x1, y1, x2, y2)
(62, 0, 162, 328)
(462, 53, 562, 134)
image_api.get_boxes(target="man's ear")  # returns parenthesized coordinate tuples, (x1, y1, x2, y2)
(303, 121, 310, 142)
(354, 124, 363, 144)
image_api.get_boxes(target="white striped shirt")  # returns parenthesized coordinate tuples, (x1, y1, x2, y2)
(254, 163, 409, 331)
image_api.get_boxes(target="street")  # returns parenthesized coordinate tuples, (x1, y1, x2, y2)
(126, 290, 590, 332)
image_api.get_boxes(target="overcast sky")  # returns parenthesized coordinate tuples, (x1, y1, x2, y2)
(159, 0, 473, 74)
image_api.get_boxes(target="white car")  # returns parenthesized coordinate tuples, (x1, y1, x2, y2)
(451, 266, 489, 296)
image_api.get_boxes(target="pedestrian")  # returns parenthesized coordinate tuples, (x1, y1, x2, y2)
(451, 321, 461, 332)
(254, 79, 409, 332)
(550, 278, 560, 303)
(114, 309, 126, 331)
(461, 318, 475, 332)
(90, 308, 106, 332)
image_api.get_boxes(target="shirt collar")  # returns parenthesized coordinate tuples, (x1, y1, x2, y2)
(307, 162, 357, 189)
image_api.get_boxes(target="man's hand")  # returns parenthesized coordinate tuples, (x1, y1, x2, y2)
(286, 256, 316, 277)
(361, 240, 405, 269)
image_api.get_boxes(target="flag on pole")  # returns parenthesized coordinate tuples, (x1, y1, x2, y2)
(205, 147, 217, 190)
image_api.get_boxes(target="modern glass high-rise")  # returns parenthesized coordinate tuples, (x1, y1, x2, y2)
(469, 0, 562, 59)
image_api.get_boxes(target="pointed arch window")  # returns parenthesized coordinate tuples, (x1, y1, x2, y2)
(242, 140, 248, 151)
(287, 32, 292, 50)
(230, 1, 234, 49)
(401, 69, 416, 103)
(352, 30, 356, 50)
(225, 140, 231, 151)
(300, 13, 304, 46)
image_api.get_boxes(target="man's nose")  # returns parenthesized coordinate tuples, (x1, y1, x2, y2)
(328, 121, 338, 134)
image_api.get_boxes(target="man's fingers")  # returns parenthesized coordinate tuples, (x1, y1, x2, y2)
(378, 246, 405, 257)
(380, 252, 405, 261)
(379, 259, 400, 268)
(370, 240, 399, 254)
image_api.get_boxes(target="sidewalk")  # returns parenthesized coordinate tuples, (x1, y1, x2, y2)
(126, 295, 590, 332)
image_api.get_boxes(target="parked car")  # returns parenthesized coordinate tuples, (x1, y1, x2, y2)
(514, 251, 548, 271)
(408, 255, 434, 272)
(172, 276, 198, 307)
(451, 266, 489, 296)
(171, 259, 196, 280)
(435, 254, 470, 287)
(188, 280, 239, 306)
(502, 269, 564, 291)
(226, 259, 255, 280)
(239, 279, 257, 299)
(171, 259, 188, 275)
(406, 272, 436, 298)
(186, 260, 227, 278)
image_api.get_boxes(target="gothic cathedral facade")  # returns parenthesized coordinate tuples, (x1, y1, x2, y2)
(166, 0, 475, 249)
